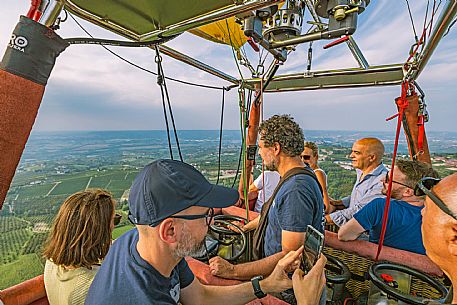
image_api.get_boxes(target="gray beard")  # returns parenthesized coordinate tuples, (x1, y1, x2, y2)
(265, 159, 278, 172)
(173, 223, 206, 259)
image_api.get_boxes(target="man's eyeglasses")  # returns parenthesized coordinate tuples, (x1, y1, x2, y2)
(385, 172, 413, 189)
(415, 177, 457, 220)
(301, 155, 311, 161)
(169, 208, 215, 226)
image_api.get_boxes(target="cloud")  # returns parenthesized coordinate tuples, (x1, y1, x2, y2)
(0, 0, 456, 132)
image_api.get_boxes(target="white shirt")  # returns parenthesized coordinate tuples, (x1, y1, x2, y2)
(253, 171, 281, 212)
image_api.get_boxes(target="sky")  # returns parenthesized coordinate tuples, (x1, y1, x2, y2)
(1, 1, 456, 132)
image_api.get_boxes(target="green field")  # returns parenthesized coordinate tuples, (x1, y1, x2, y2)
(0, 228, 32, 264)
(0, 254, 44, 289)
(112, 224, 134, 240)
(17, 183, 55, 198)
(50, 176, 91, 195)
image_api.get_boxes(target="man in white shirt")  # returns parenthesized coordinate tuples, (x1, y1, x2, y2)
(249, 170, 281, 212)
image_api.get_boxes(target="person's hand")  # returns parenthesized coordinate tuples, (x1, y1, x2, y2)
(260, 246, 303, 294)
(209, 256, 236, 278)
(292, 255, 327, 305)
(329, 199, 342, 206)
(228, 220, 246, 233)
(326, 204, 336, 214)
(325, 214, 334, 225)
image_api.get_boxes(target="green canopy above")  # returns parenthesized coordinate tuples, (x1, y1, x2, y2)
(65, 0, 237, 40)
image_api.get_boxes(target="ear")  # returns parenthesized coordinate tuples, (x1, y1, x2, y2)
(273, 142, 281, 156)
(402, 187, 415, 198)
(448, 224, 457, 257)
(158, 219, 179, 244)
(368, 153, 376, 163)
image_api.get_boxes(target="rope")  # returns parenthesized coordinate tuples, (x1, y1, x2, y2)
(216, 88, 225, 185)
(239, 88, 250, 219)
(260, 78, 266, 208)
(155, 47, 174, 160)
(375, 81, 411, 261)
(405, 0, 419, 42)
(155, 47, 184, 162)
(232, 145, 243, 188)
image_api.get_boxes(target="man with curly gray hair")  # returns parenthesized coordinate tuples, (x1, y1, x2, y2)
(209, 115, 325, 304)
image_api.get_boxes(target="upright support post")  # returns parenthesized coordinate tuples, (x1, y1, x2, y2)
(399, 94, 432, 164)
(0, 15, 67, 208)
(237, 85, 262, 211)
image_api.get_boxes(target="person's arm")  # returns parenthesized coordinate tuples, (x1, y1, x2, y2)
(209, 250, 285, 280)
(330, 181, 385, 227)
(314, 170, 330, 213)
(209, 230, 305, 280)
(249, 183, 259, 193)
(337, 218, 366, 241)
(182, 248, 303, 305)
(243, 215, 259, 231)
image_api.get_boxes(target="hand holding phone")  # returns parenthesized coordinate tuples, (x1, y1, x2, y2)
(300, 225, 324, 274)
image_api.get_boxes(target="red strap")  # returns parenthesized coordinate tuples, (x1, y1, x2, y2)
(247, 37, 260, 52)
(323, 36, 350, 49)
(417, 115, 425, 153)
(375, 81, 410, 261)
(32, 10, 43, 22)
(27, 0, 41, 19)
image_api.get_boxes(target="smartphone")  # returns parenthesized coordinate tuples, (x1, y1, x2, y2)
(300, 225, 324, 274)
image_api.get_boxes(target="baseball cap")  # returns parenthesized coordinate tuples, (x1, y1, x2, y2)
(128, 159, 239, 226)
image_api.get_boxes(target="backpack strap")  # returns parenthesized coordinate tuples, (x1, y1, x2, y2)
(252, 166, 321, 260)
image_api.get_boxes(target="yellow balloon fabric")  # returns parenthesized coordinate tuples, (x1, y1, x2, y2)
(188, 17, 247, 49)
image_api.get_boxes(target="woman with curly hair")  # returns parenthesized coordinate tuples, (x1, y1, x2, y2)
(43, 188, 116, 305)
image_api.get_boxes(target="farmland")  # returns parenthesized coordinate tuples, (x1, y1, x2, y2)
(0, 129, 456, 289)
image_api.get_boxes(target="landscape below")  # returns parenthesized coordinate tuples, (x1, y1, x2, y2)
(1, 130, 456, 289)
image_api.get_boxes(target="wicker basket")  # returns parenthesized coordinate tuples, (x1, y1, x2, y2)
(324, 247, 449, 300)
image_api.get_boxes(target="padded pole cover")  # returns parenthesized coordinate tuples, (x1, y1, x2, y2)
(0, 17, 68, 208)
(397, 93, 432, 164)
(237, 94, 261, 209)
(0, 16, 68, 85)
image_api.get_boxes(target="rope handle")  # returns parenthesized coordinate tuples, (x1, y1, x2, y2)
(375, 81, 411, 261)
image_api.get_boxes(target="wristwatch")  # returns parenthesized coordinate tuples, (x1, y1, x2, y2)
(251, 275, 267, 299)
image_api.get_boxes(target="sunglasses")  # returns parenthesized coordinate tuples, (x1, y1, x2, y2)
(113, 213, 122, 226)
(169, 208, 215, 226)
(385, 172, 413, 189)
(415, 177, 457, 221)
(301, 155, 311, 161)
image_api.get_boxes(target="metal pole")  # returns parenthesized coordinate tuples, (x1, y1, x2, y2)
(141, 0, 281, 41)
(269, 31, 324, 49)
(65, 0, 280, 43)
(304, 0, 324, 29)
(408, 0, 457, 80)
(345, 36, 369, 69)
(243, 64, 404, 91)
(158, 45, 239, 85)
(38, 0, 64, 27)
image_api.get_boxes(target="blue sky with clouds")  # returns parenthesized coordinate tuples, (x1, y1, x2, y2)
(1, 0, 456, 132)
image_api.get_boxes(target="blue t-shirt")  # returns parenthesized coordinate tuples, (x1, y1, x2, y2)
(353, 198, 426, 254)
(85, 229, 194, 305)
(264, 173, 325, 257)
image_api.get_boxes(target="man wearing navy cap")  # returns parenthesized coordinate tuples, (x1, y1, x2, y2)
(85, 159, 325, 305)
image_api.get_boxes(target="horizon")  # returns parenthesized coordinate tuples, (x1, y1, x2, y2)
(30, 129, 457, 134)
